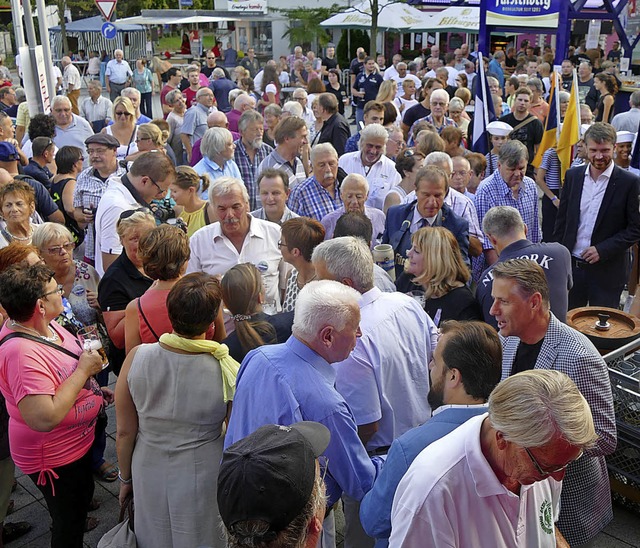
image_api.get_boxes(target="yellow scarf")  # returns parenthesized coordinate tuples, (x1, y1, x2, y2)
(159, 333, 240, 402)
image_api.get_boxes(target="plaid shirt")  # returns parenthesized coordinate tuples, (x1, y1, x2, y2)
(287, 176, 342, 221)
(73, 164, 127, 261)
(407, 115, 457, 145)
(474, 170, 541, 250)
(234, 138, 273, 210)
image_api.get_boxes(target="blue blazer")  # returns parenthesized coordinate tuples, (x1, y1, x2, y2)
(382, 201, 469, 278)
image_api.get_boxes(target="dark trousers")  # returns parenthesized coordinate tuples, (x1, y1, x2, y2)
(140, 91, 152, 118)
(109, 81, 127, 102)
(569, 258, 625, 310)
(541, 189, 560, 242)
(29, 450, 94, 548)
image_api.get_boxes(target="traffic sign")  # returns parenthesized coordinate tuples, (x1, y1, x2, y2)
(101, 22, 117, 40)
(96, 0, 117, 21)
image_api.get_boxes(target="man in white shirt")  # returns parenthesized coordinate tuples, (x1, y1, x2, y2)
(61, 57, 82, 115)
(187, 177, 285, 312)
(390, 63, 421, 98)
(382, 54, 403, 81)
(312, 236, 437, 548)
(80, 80, 113, 133)
(105, 48, 132, 101)
(390, 369, 596, 547)
(94, 152, 176, 275)
(338, 124, 401, 211)
(291, 89, 316, 132)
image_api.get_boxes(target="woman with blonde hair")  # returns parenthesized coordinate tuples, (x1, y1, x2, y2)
(170, 166, 214, 237)
(221, 263, 293, 363)
(397, 226, 482, 324)
(126, 123, 169, 163)
(376, 80, 401, 123)
(102, 96, 137, 161)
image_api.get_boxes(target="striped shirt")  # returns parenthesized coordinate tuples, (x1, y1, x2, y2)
(540, 148, 561, 190)
(257, 150, 307, 191)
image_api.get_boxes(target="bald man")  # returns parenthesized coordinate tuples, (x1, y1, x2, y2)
(189, 111, 240, 167)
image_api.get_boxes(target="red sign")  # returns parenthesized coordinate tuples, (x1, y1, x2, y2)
(96, 0, 117, 21)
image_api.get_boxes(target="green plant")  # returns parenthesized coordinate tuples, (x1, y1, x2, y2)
(336, 29, 370, 68)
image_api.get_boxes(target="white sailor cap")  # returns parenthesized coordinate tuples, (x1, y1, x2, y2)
(616, 131, 636, 144)
(486, 121, 513, 137)
(580, 124, 592, 138)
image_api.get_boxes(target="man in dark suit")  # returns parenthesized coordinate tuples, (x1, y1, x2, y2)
(312, 93, 350, 156)
(554, 122, 640, 309)
(491, 258, 616, 546)
(382, 165, 469, 278)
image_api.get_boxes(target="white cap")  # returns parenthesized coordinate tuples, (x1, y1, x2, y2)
(580, 123, 592, 138)
(486, 121, 513, 137)
(616, 131, 635, 144)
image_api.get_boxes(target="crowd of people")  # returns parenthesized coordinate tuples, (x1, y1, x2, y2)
(0, 37, 635, 547)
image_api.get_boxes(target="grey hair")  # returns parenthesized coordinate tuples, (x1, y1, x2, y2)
(489, 369, 598, 449)
(32, 222, 73, 250)
(234, 93, 254, 111)
(116, 210, 156, 239)
(430, 89, 449, 104)
(292, 280, 360, 341)
(213, 67, 226, 79)
(424, 151, 453, 173)
(238, 110, 263, 133)
(165, 89, 183, 105)
(87, 80, 102, 90)
(482, 206, 525, 238)
(558, 91, 570, 103)
(311, 236, 374, 294)
(526, 78, 543, 92)
(264, 103, 282, 117)
(201, 127, 233, 159)
(224, 467, 326, 548)
(342, 173, 369, 195)
(229, 88, 246, 104)
(121, 87, 141, 100)
(630, 90, 640, 108)
(208, 176, 249, 205)
(292, 89, 308, 100)
(310, 143, 338, 163)
(114, 49, 124, 56)
(498, 140, 528, 167)
(449, 97, 465, 111)
(359, 124, 388, 149)
(52, 95, 71, 109)
(282, 101, 303, 117)
(196, 87, 213, 99)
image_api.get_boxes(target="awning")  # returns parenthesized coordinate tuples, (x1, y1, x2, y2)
(410, 6, 479, 33)
(320, 0, 431, 32)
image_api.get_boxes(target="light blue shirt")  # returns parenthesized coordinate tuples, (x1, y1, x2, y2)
(193, 156, 242, 199)
(360, 405, 488, 546)
(105, 59, 132, 84)
(225, 336, 382, 505)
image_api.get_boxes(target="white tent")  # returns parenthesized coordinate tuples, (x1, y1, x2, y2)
(320, 0, 430, 32)
(410, 6, 479, 33)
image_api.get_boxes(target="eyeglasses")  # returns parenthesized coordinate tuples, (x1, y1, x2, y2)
(114, 111, 132, 117)
(277, 240, 288, 248)
(135, 137, 151, 143)
(45, 242, 75, 255)
(118, 207, 152, 222)
(42, 284, 64, 298)
(207, 57, 215, 60)
(147, 176, 165, 195)
(389, 138, 405, 147)
(524, 446, 583, 476)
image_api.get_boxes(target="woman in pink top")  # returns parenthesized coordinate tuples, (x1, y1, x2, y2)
(0, 262, 106, 548)
(124, 225, 189, 354)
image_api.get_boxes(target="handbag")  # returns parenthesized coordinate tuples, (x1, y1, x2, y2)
(97, 493, 136, 548)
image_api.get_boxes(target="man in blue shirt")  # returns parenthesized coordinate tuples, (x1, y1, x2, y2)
(352, 57, 383, 128)
(359, 320, 502, 546)
(225, 280, 383, 527)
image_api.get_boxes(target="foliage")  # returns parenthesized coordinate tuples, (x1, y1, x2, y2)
(336, 28, 370, 68)
(273, 5, 345, 51)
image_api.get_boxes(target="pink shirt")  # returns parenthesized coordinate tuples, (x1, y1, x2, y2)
(0, 322, 103, 485)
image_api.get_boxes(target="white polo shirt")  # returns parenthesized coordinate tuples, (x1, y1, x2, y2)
(338, 152, 401, 211)
(187, 216, 285, 311)
(94, 177, 140, 276)
(390, 414, 562, 547)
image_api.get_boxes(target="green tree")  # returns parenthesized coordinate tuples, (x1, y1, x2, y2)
(47, 0, 97, 54)
(274, 4, 346, 51)
(336, 28, 369, 69)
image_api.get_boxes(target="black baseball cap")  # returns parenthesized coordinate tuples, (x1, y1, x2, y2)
(218, 422, 330, 534)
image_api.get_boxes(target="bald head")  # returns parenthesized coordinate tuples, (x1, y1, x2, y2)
(208, 111, 229, 128)
(234, 93, 256, 112)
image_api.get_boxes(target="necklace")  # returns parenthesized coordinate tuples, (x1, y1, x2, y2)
(5, 225, 33, 243)
(297, 272, 317, 289)
(9, 320, 59, 342)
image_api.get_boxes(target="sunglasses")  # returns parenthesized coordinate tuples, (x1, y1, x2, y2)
(115, 111, 132, 117)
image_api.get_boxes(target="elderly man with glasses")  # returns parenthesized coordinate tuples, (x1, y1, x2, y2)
(51, 96, 94, 168)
